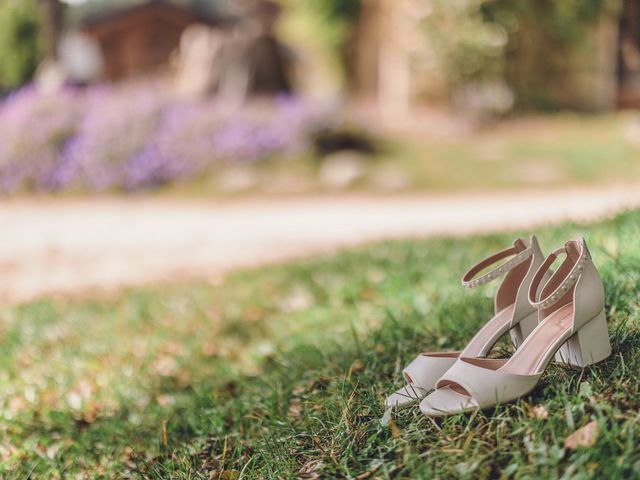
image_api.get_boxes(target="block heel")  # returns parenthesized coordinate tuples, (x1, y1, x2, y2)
(510, 311, 538, 348)
(555, 309, 611, 369)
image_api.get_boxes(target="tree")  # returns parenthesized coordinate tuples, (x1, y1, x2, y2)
(0, 0, 44, 90)
(38, 0, 63, 61)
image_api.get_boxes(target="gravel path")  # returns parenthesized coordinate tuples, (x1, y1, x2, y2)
(2, 184, 640, 303)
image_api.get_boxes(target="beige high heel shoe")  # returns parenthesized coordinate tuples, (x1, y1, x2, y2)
(420, 237, 611, 417)
(383, 236, 548, 418)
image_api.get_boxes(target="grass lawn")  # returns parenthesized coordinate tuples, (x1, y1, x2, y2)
(1, 209, 639, 478)
(387, 114, 640, 191)
(163, 113, 640, 197)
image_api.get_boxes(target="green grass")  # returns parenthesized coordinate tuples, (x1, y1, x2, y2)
(157, 113, 640, 197)
(381, 114, 640, 192)
(1, 210, 639, 478)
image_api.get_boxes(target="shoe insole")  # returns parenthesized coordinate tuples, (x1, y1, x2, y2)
(500, 303, 573, 375)
(460, 304, 515, 358)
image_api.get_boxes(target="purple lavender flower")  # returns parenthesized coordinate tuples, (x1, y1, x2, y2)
(60, 84, 169, 191)
(212, 95, 316, 163)
(0, 82, 325, 194)
(0, 86, 80, 193)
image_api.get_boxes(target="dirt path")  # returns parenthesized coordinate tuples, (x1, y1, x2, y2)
(2, 184, 640, 303)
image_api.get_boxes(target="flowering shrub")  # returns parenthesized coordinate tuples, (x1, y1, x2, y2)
(212, 95, 314, 162)
(0, 87, 80, 192)
(0, 83, 321, 194)
(60, 85, 169, 191)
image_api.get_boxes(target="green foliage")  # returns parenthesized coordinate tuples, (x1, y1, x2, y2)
(484, 0, 620, 42)
(0, 0, 43, 89)
(421, 0, 508, 87)
(292, 0, 360, 51)
(1, 209, 640, 477)
(282, 0, 360, 78)
(385, 114, 640, 191)
(299, 0, 361, 23)
(283, 0, 619, 109)
(491, 0, 622, 109)
(420, 0, 622, 109)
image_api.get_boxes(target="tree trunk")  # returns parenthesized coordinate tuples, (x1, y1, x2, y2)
(38, 0, 63, 60)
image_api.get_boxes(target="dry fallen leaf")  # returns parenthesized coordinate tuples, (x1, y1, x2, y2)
(156, 394, 175, 407)
(292, 383, 308, 396)
(298, 459, 323, 479)
(360, 287, 377, 301)
(389, 418, 402, 439)
(349, 359, 364, 374)
(201, 343, 218, 357)
(530, 404, 549, 420)
(220, 470, 239, 480)
(152, 355, 178, 377)
(288, 398, 303, 418)
(46, 443, 62, 459)
(8, 396, 27, 414)
(565, 420, 599, 450)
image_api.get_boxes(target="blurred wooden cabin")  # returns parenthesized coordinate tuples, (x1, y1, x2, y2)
(76, 0, 292, 97)
(82, 1, 220, 81)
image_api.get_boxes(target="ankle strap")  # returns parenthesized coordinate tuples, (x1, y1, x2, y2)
(461, 238, 534, 289)
(529, 238, 591, 310)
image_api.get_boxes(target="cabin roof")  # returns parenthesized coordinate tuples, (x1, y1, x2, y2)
(80, 0, 230, 30)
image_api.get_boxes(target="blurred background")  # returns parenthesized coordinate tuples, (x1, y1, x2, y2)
(4, 2, 640, 475)
(1, 0, 640, 301)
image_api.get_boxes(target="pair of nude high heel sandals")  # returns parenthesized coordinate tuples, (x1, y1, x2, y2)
(384, 235, 611, 419)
